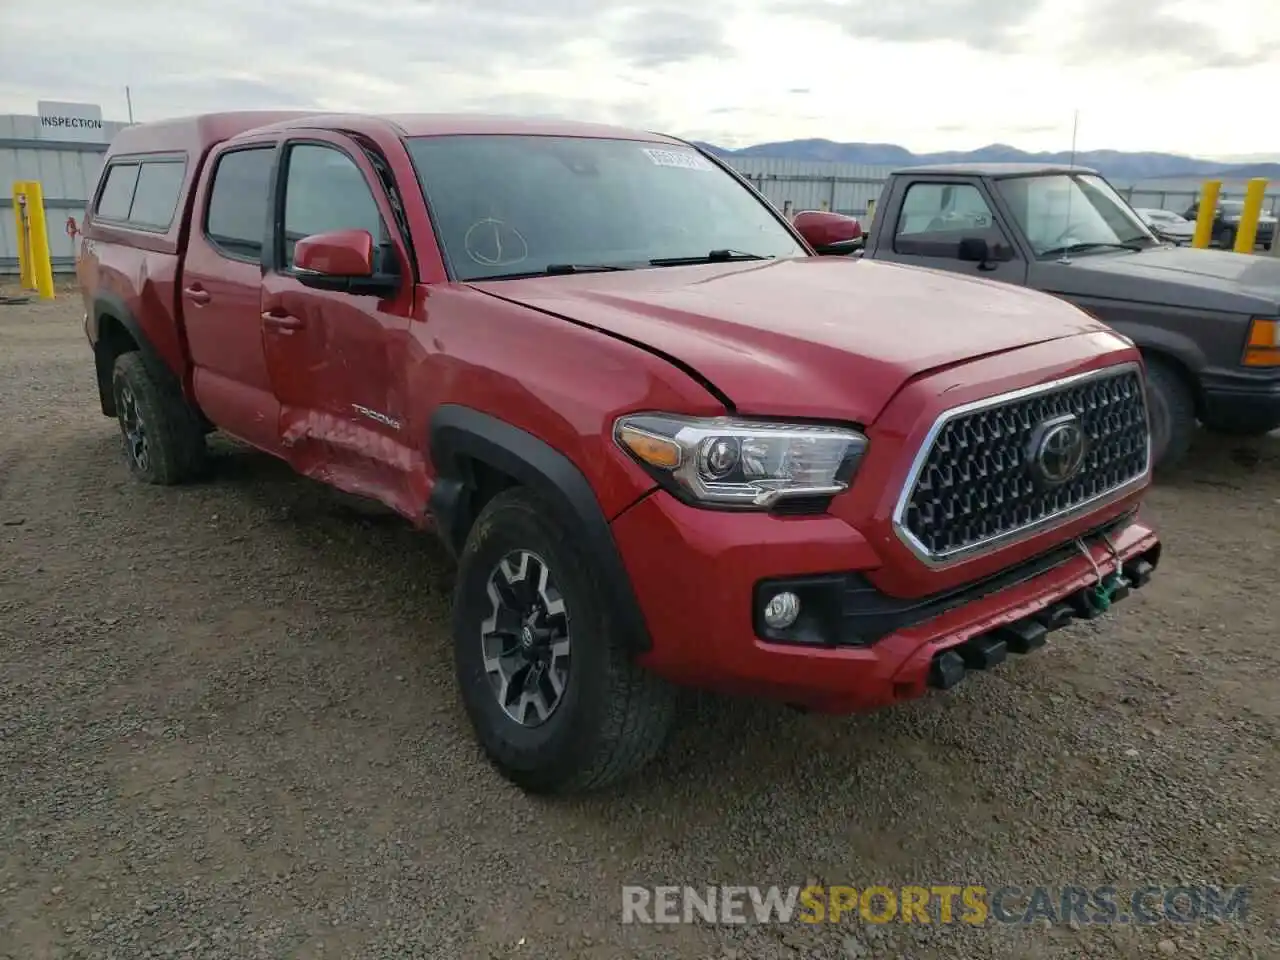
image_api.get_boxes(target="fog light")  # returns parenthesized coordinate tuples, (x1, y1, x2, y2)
(763, 591, 801, 630)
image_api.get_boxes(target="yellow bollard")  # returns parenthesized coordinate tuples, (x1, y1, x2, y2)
(1233, 178, 1268, 254)
(1191, 180, 1220, 249)
(865, 198, 876, 227)
(13, 182, 35, 291)
(12, 179, 55, 299)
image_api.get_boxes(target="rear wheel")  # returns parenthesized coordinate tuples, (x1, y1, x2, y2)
(453, 488, 676, 793)
(1143, 355, 1195, 471)
(111, 352, 206, 485)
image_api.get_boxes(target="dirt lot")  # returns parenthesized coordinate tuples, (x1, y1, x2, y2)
(1, 287, 1277, 960)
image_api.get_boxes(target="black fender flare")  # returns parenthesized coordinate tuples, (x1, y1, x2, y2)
(92, 293, 185, 413)
(428, 404, 652, 654)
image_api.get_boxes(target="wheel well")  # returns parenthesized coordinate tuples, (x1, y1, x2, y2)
(94, 315, 139, 416)
(1140, 348, 1203, 419)
(460, 456, 520, 539)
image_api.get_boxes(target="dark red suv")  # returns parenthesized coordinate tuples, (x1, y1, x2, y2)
(77, 111, 1162, 792)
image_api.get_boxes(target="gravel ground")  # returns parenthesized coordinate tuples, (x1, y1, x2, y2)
(1, 286, 1277, 960)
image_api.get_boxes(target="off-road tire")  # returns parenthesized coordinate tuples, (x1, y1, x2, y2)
(1143, 355, 1195, 471)
(453, 487, 677, 793)
(111, 352, 206, 485)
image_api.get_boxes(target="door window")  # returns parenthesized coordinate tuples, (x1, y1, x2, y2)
(893, 182, 1010, 258)
(95, 163, 140, 221)
(280, 144, 386, 270)
(205, 147, 275, 261)
(127, 160, 187, 230)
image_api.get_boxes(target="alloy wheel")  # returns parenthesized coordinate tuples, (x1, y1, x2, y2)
(480, 550, 572, 726)
(116, 383, 150, 473)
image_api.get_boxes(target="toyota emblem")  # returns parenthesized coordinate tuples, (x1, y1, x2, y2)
(1030, 415, 1087, 486)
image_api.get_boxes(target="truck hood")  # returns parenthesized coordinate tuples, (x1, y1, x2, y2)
(471, 257, 1106, 424)
(1039, 245, 1280, 314)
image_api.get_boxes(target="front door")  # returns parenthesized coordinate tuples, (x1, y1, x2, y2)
(259, 134, 418, 514)
(878, 180, 1028, 285)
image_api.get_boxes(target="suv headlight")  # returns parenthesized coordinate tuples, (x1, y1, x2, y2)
(614, 414, 868, 508)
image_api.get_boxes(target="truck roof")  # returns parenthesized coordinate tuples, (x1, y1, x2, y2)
(104, 111, 682, 157)
(890, 162, 1101, 178)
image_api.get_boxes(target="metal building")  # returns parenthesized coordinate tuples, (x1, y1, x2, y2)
(720, 157, 897, 218)
(1, 110, 129, 275)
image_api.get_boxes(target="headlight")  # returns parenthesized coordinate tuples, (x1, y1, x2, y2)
(614, 413, 868, 508)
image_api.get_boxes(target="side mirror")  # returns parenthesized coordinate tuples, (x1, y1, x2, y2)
(793, 210, 864, 256)
(957, 236, 991, 263)
(293, 229, 398, 296)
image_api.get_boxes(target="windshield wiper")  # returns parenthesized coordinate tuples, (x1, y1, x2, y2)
(1040, 241, 1145, 258)
(543, 263, 632, 275)
(480, 263, 632, 280)
(649, 249, 772, 266)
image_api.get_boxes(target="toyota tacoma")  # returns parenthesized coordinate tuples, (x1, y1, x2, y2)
(78, 112, 1162, 792)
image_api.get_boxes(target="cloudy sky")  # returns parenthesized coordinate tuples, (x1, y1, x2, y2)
(1, 0, 1277, 158)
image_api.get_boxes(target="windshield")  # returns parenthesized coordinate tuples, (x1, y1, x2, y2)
(405, 135, 807, 280)
(995, 173, 1156, 257)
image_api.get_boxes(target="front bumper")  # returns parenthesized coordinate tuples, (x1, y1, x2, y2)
(1200, 367, 1280, 433)
(613, 491, 1161, 713)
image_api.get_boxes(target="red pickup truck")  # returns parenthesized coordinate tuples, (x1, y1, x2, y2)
(78, 111, 1162, 793)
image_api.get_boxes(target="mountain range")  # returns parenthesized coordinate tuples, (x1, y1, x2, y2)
(693, 139, 1280, 182)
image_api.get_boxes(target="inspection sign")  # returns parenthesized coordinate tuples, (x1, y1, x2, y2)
(36, 100, 105, 142)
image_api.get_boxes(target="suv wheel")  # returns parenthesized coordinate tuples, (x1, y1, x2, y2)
(453, 487, 676, 793)
(111, 352, 206, 485)
(1143, 355, 1195, 471)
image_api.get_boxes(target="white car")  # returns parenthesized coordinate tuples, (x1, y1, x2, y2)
(1134, 208, 1196, 244)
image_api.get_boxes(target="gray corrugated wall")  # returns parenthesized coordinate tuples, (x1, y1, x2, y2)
(722, 157, 896, 217)
(0, 114, 131, 275)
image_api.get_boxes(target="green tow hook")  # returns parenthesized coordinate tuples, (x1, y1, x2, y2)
(1091, 574, 1121, 612)
(1077, 535, 1123, 614)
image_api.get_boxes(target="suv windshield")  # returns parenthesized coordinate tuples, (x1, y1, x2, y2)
(995, 173, 1156, 257)
(405, 135, 807, 280)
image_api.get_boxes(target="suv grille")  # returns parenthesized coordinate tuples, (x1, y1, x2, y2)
(896, 365, 1149, 561)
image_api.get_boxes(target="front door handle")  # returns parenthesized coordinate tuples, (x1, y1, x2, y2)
(183, 286, 211, 305)
(261, 311, 305, 330)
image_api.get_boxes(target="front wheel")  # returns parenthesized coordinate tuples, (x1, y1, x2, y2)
(1143, 356, 1196, 471)
(452, 488, 676, 793)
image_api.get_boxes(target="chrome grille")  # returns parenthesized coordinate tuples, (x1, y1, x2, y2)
(895, 365, 1150, 562)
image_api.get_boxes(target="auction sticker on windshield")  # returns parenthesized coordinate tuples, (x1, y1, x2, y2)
(642, 147, 714, 171)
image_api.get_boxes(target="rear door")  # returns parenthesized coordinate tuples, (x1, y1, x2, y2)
(873, 178, 1028, 284)
(180, 137, 285, 454)
(259, 132, 418, 512)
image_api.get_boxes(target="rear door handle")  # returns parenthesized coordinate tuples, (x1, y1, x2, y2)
(261, 311, 305, 330)
(183, 286, 211, 305)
